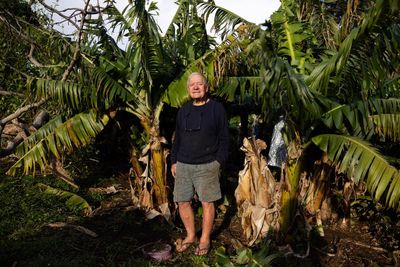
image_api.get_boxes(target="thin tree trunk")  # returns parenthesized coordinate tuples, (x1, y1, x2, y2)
(139, 117, 169, 208)
(279, 140, 304, 237)
(151, 147, 168, 205)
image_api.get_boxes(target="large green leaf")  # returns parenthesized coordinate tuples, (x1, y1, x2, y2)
(312, 134, 400, 210)
(162, 69, 191, 108)
(32, 77, 86, 110)
(270, 0, 316, 72)
(92, 65, 135, 105)
(307, 0, 399, 95)
(217, 76, 260, 102)
(370, 114, 400, 142)
(7, 110, 109, 176)
(254, 57, 322, 127)
(321, 98, 400, 138)
(37, 183, 92, 214)
(199, 1, 251, 41)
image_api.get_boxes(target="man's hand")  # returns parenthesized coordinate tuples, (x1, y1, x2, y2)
(171, 163, 177, 178)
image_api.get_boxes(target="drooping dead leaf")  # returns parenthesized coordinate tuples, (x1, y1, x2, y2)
(235, 137, 280, 245)
(145, 202, 171, 223)
(139, 184, 153, 209)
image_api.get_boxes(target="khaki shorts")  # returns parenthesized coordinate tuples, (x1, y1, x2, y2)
(173, 160, 221, 202)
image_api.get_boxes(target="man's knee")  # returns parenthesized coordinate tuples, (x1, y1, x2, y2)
(178, 201, 192, 208)
(201, 201, 215, 210)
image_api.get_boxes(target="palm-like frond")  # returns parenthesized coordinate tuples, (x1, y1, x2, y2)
(17, 115, 64, 150)
(255, 57, 322, 127)
(31, 77, 88, 110)
(37, 183, 92, 214)
(199, 2, 252, 41)
(101, 4, 136, 43)
(30, 63, 136, 111)
(7, 110, 109, 176)
(123, 0, 164, 89)
(339, 23, 400, 100)
(217, 76, 260, 102)
(321, 98, 400, 138)
(92, 65, 135, 105)
(270, 0, 315, 70)
(102, 1, 167, 94)
(83, 12, 124, 59)
(312, 134, 400, 210)
(371, 114, 400, 142)
(163, 0, 213, 72)
(307, 0, 398, 95)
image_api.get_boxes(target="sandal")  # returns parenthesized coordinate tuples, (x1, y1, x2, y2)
(194, 243, 210, 256)
(175, 238, 196, 253)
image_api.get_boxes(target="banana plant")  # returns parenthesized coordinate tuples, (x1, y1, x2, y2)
(202, 0, 400, 244)
(6, 0, 216, 215)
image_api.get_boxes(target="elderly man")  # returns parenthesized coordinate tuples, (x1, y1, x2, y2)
(171, 72, 229, 256)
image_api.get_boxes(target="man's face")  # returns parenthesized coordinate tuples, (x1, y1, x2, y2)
(188, 74, 208, 100)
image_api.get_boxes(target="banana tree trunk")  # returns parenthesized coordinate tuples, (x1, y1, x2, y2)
(278, 140, 304, 238)
(301, 153, 332, 215)
(140, 117, 169, 207)
(150, 132, 168, 205)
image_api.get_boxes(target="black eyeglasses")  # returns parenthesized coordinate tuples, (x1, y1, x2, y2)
(185, 112, 202, 132)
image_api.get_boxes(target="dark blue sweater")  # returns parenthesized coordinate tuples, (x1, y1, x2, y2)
(171, 99, 229, 165)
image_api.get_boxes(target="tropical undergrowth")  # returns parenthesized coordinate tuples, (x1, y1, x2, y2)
(1, 155, 399, 266)
(352, 196, 400, 251)
(0, 175, 82, 240)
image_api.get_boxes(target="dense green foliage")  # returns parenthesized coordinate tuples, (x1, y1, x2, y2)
(209, 0, 400, 211)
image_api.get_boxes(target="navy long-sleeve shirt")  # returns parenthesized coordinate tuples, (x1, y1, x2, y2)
(171, 99, 229, 165)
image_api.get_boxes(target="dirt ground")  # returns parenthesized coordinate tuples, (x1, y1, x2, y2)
(1, 185, 399, 267)
(1, 157, 398, 266)
(313, 223, 395, 266)
(88, 189, 399, 267)
(212, 211, 397, 266)
(74, 167, 400, 267)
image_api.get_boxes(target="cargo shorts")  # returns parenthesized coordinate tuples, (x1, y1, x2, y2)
(173, 160, 221, 202)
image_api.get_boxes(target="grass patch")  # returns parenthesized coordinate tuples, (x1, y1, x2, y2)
(0, 175, 81, 240)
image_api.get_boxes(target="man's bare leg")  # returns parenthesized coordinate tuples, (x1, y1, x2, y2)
(177, 201, 197, 252)
(196, 201, 215, 255)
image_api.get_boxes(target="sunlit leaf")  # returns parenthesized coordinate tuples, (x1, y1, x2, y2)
(312, 134, 400, 210)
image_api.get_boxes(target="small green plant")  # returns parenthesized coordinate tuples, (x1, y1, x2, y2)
(191, 254, 211, 266)
(214, 239, 282, 267)
(37, 183, 92, 214)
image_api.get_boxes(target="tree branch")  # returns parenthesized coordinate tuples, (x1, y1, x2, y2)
(62, 0, 90, 81)
(0, 109, 49, 157)
(1, 0, 91, 158)
(28, 43, 44, 67)
(0, 13, 33, 43)
(1, 0, 90, 127)
(38, 0, 80, 30)
(0, 99, 46, 126)
(0, 90, 25, 97)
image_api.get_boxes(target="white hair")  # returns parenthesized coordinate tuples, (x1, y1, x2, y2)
(187, 72, 209, 89)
